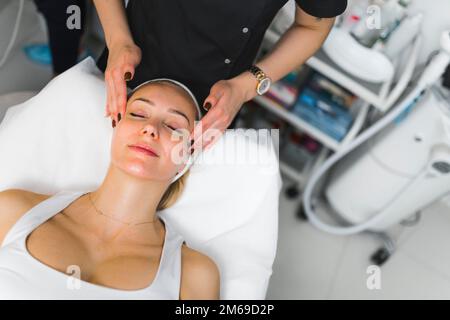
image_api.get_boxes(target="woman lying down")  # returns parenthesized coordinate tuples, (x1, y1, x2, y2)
(0, 79, 220, 299)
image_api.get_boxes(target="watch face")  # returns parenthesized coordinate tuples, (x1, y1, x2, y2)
(257, 78, 271, 95)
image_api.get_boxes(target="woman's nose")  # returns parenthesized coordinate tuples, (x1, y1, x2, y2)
(140, 123, 159, 139)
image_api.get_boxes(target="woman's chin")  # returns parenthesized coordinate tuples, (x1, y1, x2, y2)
(119, 162, 172, 182)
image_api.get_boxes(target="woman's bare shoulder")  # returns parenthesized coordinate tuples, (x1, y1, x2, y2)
(0, 189, 51, 245)
(180, 244, 221, 300)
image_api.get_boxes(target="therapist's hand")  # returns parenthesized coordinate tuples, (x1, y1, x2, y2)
(105, 43, 142, 126)
(190, 73, 256, 153)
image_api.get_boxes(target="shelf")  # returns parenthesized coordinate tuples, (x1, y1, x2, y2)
(253, 26, 421, 189)
(263, 28, 421, 113)
(279, 161, 306, 184)
(307, 50, 387, 108)
(253, 95, 341, 151)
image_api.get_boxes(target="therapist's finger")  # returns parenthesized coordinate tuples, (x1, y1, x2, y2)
(189, 119, 204, 153)
(105, 80, 111, 117)
(199, 112, 226, 151)
(202, 121, 224, 151)
(111, 69, 124, 123)
(190, 111, 212, 146)
(202, 88, 223, 112)
(191, 94, 224, 143)
(104, 72, 111, 117)
(202, 96, 217, 112)
(106, 73, 116, 116)
(114, 70, 128, 119)
(193, 94, 223, 138)
(190, 121, 223, 154)
(124, 66, 134, 82)
(122, 65, 136, 114)
(105, 74, 115, 120)
(189, 110, 218, 154)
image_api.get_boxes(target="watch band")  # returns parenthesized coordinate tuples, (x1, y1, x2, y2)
(249, 65, 267, 81)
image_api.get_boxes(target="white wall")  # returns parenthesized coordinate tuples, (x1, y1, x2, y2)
(408, 0, 450, 64)
(0, 0, 45, 56)
(345, 0, 450, 65)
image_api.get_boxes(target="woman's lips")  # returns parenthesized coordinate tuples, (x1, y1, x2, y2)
(129, 145, 159, 157)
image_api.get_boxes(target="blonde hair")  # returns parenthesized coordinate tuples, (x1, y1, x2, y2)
(157, 170, 190, 211)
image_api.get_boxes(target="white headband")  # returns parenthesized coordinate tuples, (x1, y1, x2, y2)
(127, 78, 202, 184)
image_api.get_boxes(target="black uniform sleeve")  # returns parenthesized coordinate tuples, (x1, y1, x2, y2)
(295, 0, 348, 18)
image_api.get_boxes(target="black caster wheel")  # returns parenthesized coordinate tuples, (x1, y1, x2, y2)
(296, 204, 308, 220)
(370, 247, 391, 266)
(285, 185, 300, 199)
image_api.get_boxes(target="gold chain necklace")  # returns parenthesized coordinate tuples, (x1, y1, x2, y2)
(87, 192, 158, 227)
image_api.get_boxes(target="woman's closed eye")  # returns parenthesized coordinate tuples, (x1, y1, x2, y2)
(129, 112, 183, 132)
(130, 112, 146, 118)
(166, 124, 180, 131)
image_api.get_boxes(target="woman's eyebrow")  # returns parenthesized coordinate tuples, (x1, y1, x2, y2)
(133, 97, 191, 125)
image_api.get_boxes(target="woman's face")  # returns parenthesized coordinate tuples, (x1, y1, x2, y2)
(110, 82, 197, 182)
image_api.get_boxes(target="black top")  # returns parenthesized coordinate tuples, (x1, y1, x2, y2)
(96, 0, 347, 109)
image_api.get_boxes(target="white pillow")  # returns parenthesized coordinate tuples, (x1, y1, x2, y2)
(0, 57, 281, 299)
(0, 92, 37, 123)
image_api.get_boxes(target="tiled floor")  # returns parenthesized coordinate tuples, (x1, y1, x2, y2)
(266, 175, 450, 299)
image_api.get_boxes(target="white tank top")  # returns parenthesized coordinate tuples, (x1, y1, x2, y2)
(0, 190, 185, 300)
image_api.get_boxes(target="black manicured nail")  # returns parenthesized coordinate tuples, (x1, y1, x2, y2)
(190, 139, 194, 147)
(203, 102, 212, 111)
(112, 119, 116, 128)
(124, 72, 132, 81)
(118, 113, 122, 122)
(190, 148, 194, 155)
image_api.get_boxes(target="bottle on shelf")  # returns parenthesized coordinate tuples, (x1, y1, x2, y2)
(280, 130, 321, 172)
(351, 0, 408, 48)
(339, 0, 369, 32)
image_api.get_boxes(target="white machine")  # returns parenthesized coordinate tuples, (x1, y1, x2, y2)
(303, 30, 450, 243)
(326, 82, 450, 230)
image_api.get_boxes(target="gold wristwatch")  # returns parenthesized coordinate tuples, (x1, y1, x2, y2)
(249, 65, 272, 95)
